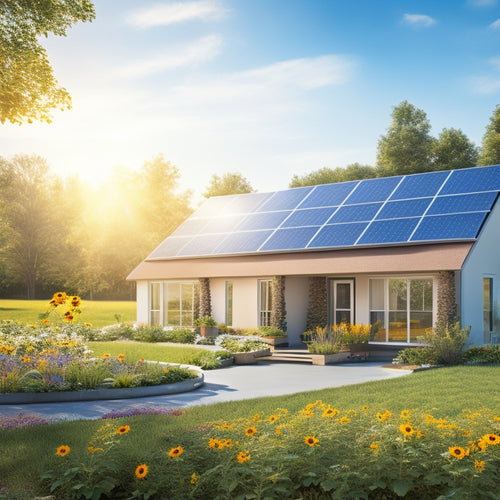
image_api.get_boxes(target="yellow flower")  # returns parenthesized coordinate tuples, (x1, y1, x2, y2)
(224, 439, 232, 448)
(52, 292, 67, 304)
(268, 414, 279, 423)
(474, 460, 485, 472)
(370, 443, 379, 451)
(362, 405, 369, 412)
(252, 414, 260, 421)
(63, 311, 74, 322)
(85, 322, 93, 327)
(399, 424, 415, 437)
(56, 445, 70, 457)
(102, 353, 110, 359)
(322, 406, 339, 418)
(245, 426, 257, 437)
(169, 446, 183, 458)
(117, 425, 130, 435)
(482, 433, 500, 445)
(70, 296, 81, 307)
(135, 464, 148, 479)
(190, 472, 198, 484)
(237, 451, 251, 464)
(305, 436, 319, 447)
(339, 416, 351, 424)
(376, 410, 391, 422)
(117, 353, 125, 362)
(220, 423, 232, 429)
(208, 438, 224, 449)
(449, 446, 466, 459)
(478, 438, 487, 452)
(417, 431, 425, 439)
(163, 369, 169, 374)
(41, 318, 50, 325)
(400, 410, 410, 419)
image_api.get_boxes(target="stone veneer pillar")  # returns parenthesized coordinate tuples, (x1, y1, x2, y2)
(306, 276, 328, 331)
(436, 271, 458, 329)
(271, 276, 287, 332)
(199, 278, 212, 318)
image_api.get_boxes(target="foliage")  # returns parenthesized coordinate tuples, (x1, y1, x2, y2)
(258, 326, 287, 337)
(131, 325, 196, 344)
(193, 316, 217, 327)
(419, 322, 470, 365)
(395, 346, 440, 366)
(306, 325, 343, 354)
(462, 344, 500, 364)
(39, 402, 500, 499)
(433, 127, 478, 171)
(219, 337, 269, 353)
(0, 0, 95, 125)
(202, 172, 254, 198)
(290, 162, 376, 187)
(479, 104, 500, 166)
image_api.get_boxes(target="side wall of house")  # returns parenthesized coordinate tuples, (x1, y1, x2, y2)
(285, 276, 309, 346)
(461, 201, 500, 345)
(136, 280, 149, 325)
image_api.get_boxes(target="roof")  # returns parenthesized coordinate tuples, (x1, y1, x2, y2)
(144, 164, 500, 262)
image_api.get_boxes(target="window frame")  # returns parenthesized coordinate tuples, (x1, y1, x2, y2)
(258, 279, 273, 327)
(483, 277, 494, 339)
(148, 281, 197, 327)
(225, 281, 233, 327)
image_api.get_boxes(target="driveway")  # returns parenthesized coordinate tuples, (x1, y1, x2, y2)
(0, 361, 412, 421)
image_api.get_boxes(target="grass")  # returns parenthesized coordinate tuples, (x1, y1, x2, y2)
(0, 299, 136, 327)
(0, 365, 498, 498)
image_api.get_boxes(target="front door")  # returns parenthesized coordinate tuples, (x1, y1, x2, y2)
(329, 279, 354, 325)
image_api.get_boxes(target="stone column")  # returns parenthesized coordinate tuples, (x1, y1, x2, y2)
(306, 276, 328, 331)
(271, 276, 287, 332)
(199, 278, 212, 318)
(436, 271, 458, 330)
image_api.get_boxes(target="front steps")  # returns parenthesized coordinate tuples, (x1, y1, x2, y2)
(261, 349, 313, 363)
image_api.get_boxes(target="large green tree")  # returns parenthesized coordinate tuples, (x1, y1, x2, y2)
(203, 172, 254, 198)
(289, 163, 376, 187)
(478, 105, 500, 166)
(433, 128, 478, 171)
(0, 0, 95, 125)
(376, 101, 435, 176)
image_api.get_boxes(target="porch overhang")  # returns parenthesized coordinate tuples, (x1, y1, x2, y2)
(127, 242, 473, 281)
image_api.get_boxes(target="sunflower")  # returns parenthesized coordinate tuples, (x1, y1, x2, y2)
(117, 354, 125, 363)
(237, 451, 251, 464)
(483, 433, 500, 445)
(304, 436, 319, 447)
(135, 464, 148, 479)
(70, 296, 81, 307)
(449, 446, 466, 459)
(53, 292, 67, 304)
(117, 425, 130, 435)
(245, 426, 257, 437)
(322, 407, 339, 418)
(224, 439, 233, 448)
(400, 410, 410, 419)
(252, 414, 260, 421)
(56, 445, 70, 456)
(190, 473, 198, 484)
(63, 313, 74, 322)
(102, 353, 110, 359)
(478, 438, 487, 452)
(208, 438, 223, 449)
(474, 460, 485, 472)
(362, 405, 369, 412)
(169, 446, 183, 458)
(370, 443, 379, 451)
(85, 322, 93, 327)
(268, 414, 279, 423)
(339, 416, 351, 424)
(399, 424, 414, 437)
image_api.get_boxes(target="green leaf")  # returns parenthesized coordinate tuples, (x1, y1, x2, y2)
(392, 479, 411, 497)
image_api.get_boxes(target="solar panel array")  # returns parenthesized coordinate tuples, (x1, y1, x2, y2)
(147, 165, 500, 260)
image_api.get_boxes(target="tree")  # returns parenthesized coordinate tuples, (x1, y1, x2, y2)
(433, 128, 478, 171)
(0, 0, 95, 125)
(478, 105, 500, 166)
(203, 172, 254, 198)
(289, 163, 376, 187)
(376, 101, 435, 176)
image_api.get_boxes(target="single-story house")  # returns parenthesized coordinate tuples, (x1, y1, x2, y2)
(127, 164, 500, 347)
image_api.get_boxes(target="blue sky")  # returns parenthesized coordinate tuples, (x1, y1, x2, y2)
(2, 0, 500, 200)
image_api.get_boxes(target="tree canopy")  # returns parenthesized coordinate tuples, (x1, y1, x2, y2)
(290, 163, 376, 187)
(433, 128, 478, 171)
(203, 172, 255, 198)
(0, 0, 95, 125)
(479, 105, 500, 166)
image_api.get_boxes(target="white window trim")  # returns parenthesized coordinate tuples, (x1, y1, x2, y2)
(258, 278, 273, 327)
(148, 280, 197, 327)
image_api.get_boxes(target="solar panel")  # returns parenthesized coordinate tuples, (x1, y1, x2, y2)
(146, 164, 500, 259)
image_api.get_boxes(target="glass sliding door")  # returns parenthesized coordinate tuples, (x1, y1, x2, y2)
(329, 279, 354, 325)
(149, 281, 197, 327)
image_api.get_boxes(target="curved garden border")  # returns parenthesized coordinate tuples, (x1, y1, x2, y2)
(0, 363, 204, 405)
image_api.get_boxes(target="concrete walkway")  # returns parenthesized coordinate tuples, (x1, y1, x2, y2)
(0, 361, 412, 421)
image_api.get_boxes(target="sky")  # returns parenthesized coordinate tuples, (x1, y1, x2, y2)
(2, 0, 500, 201)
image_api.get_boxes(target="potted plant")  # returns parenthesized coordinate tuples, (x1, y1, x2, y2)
(194, 316, 219, 337)
(258, 326, 288, 347)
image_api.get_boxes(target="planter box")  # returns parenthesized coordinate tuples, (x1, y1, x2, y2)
(200, 326, 219, 337)
(347, 343, 370, 354)
(233, 348, 271, 365)
(310, 350, 351, 366)
(260, 336, 288, 347)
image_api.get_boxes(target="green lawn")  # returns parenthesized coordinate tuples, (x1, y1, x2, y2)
(1, 365, 499, 499)
(0, 299, 136, 327)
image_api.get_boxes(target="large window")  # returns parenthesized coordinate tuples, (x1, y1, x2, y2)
(259, 279, 272, 327)
(370, 277, 434, 343)
(149, 281, 197, 327)
(483, 278, 493, 339)
(226, 281, 233, 327)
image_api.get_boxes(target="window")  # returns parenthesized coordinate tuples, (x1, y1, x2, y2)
(483, 278, 493, 336)
(226, 281, 233, 326)
(370, 277, 433, 343)
(329, 279, 354, 324)
(259, 279, 272, 327)
(149, 281, 197, 327)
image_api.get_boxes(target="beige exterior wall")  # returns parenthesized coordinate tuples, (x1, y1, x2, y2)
(284, 276, 309, 346)
(136, 280, 149, 325)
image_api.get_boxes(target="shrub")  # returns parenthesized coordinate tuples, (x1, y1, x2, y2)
(219, 338, 269, 353)
(258, 326, 286, 337)
(396, 347, 440, 365)
(306, 326, 343, 355)
(419, 322, 470, 366)
(462, 344, 500, 364)
(132, 326, 195, 344)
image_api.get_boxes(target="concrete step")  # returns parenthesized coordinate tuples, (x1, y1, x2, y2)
(260, 349, 313, 364)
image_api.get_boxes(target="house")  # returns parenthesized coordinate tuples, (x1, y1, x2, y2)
(127, 164, 500, 348)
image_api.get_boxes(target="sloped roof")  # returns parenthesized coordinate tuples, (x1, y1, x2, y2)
(145, 165, 500, 262)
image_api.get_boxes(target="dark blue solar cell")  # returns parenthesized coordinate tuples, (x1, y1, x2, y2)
(176, 234, 228, 256)
(357, 218, 419, 245)
(228, 192, 274, 213)
(147, 237, 192, 259)
(329, 203, 382, 223)
(297, 181, 358, 208)
(345, 176, 402, 204)
(236, 211, 291, 231)
(390, 170, 449, 200)
(281, 207, 337, 227)
(410, 213, 488, 242)
(308, 223, 368, 248)
(376, 198, 432, 220)
(427, 192, 498, 215)
(170, 218, 208, 236)
(202, 215, 246, 233)
(440, 165, 500, 195)
(256, 186, 313, 212)
(213, 230, 274, 254)
(260, 227, 320, 251)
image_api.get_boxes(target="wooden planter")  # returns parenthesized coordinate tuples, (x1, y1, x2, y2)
(200, 326, 219, 337)
(310, 350, 351, 365)
(233, 348, 271, 365)
(347, 343, 370, 355)
(260, 336, 288, 347)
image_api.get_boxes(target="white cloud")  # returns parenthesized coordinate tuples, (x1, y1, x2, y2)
(114, 34, 222, 78)
(489, 18, 500, 29)
(402, 13, 437, 28)
(127, 0, 228, 28)
(469, 0, 496, 6)
(470, 75, 500, 93)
